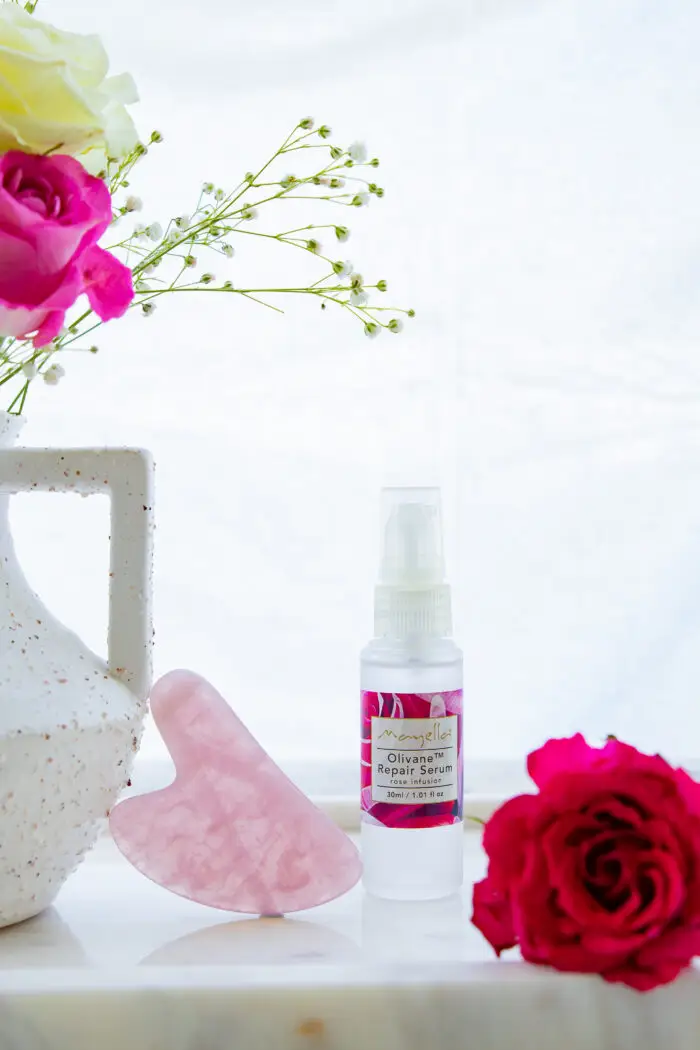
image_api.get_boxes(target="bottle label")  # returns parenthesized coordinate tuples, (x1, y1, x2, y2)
(361, 690, 463, 829)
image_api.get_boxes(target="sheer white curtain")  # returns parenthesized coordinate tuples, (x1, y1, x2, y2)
(10, 0, 700, 781)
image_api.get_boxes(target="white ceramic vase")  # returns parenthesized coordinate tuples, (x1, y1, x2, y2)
(0, 412, 153, 927)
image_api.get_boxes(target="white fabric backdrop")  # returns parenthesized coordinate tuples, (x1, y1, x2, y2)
(10, 0, 700, 768)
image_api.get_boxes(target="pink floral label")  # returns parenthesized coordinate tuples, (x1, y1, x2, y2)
(361, 690, 463, 829)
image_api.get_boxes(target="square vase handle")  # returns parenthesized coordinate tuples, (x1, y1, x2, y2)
(0, 447, 154, 700)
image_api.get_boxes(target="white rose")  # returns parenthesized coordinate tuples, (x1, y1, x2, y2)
(0, 5, 139, 169)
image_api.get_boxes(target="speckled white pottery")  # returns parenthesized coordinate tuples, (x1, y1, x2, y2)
(0, 412, 153, 928)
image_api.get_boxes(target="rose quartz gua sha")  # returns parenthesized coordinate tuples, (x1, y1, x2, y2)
(110, 670, 362, 914)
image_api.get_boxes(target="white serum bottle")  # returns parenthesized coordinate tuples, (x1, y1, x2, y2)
(361, 488, 464, 901)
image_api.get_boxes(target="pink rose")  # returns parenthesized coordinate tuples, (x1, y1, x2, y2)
(0, 152, 133, 346)
(472, 735, 700, 991)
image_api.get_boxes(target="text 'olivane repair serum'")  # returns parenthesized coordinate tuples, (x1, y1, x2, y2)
(361, 487, 464, 900)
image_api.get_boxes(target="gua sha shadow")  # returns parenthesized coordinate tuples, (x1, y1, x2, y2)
(110, 670, 362, 915)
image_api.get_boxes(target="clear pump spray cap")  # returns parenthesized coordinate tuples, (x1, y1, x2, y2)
(380, 488, 445, 587)
(375, 487, 452, 638)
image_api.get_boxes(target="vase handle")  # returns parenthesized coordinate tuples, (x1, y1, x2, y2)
(0, 447, 154, 700)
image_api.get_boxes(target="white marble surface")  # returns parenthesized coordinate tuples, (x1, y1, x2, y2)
(0, 835, 698, 1050)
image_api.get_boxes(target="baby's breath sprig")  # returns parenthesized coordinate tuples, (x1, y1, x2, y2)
(0, 118, 413, 411)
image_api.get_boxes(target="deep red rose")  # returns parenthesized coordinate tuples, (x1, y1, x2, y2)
(471, 735, 700, 991)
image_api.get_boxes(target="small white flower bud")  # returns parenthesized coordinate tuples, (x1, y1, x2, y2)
(388, 318, 404, 334)
(334, 225, 350, 243)
(200, 273, 215, 284)
(147, 222, 163, 242)
(125, 195, 143, 213)
(351, 290, 369, 307)
(43, 364, 65, 386)
(352, 192, 370, 208)
(364, 322, 380, 338)
(349, 141, 368, 163)
(175, 215, 191, 230)
(222, 244, 235, 258)
(202, 182, 214, 194)
(333, 260, 353, 278)
(22, 362, 36, 380)
(142, 302, 156, 317)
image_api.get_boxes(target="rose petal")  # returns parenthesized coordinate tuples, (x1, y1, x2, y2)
(482, 793, 541, 888)
(0, 7, 137, 163)
(0, 261, 82, 345)
(582, 792, 648, 830)
(527, 734, 600, 788)
(512, 844, 576, 960)
(539, 769, 693, 838)
(528, 735, 689, 797)
(635, 922, 700, 969)
(602, 957, 689, 992)
(471, 879, 517, 955)
(80, 245, 134, 321)
(520, 935, 630, 974)
(672, 768, 700, 821)
(33, 309, 66, 347)
(0, 152, 112, 273)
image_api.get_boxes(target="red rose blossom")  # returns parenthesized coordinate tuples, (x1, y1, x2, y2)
(471, 735, 700, 991)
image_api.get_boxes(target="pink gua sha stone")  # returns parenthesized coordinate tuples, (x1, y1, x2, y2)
(110, 670, 362, 914)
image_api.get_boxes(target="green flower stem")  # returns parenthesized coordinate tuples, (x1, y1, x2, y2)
(238, 292, 285, 314)
(8, 381, 29, 415)
(0, 364, 24, 389)
(277, 223, 340, 237)
(281, 143, 335, 154)
(1, 120, 413, 411)
(59, 319, 104, 350)
(358, 305, 415, 314)
(218, 126, 317, 214)
(309, 270, 336, 289)
(276, 195, 358, 205)
(136, 284, 352, 297)
(228, 228, 337, 267)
